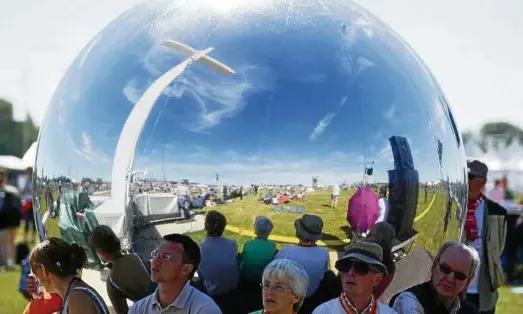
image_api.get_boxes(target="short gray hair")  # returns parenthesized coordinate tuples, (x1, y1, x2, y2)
(254, 216, 273, 239)
(262, 259, 309, 310)
(432, 241, 480, 278)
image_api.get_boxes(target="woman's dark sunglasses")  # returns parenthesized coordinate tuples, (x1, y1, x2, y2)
(439, 263, 468, 281)
(336, 261, 372, 276)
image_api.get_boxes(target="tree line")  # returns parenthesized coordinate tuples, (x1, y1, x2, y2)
(0, 98, 39, 157)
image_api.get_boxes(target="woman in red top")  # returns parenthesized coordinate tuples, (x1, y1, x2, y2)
(366, 222, 396, 298)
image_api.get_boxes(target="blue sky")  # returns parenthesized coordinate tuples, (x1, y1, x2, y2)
(31, 0, 464, 185)
(1, 0, 521, 132)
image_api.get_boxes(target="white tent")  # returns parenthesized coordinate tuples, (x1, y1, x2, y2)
(22, 141, 37, 169)
(0, 155, 25, 171)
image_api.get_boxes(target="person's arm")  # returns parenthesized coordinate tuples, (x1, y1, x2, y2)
(106, 278, 129, 314)
(392, 292, 424, 314)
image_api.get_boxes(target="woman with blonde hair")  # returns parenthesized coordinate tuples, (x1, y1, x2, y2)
(251, 259, 309, 314)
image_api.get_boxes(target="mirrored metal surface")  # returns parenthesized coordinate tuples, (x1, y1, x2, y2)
(33, 0, 467, 297)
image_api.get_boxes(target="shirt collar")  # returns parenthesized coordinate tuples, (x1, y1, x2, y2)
(344, 294, 374, 313)
(151, 281, 193, 310)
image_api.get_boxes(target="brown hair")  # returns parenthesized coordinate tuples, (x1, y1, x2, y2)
(31, 237, 87, 277)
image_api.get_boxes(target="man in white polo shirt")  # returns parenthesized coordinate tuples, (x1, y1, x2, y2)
(129, 233, 221, 314)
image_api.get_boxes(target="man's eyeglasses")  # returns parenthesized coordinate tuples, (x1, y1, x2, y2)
(438, 263, 468, 281)
(335, 260, 374, 276)
(150, 250, 173, 261)
(260, 282, 291, 293)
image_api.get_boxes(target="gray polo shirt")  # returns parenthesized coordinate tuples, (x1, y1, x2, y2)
(128, 281, 222, 314)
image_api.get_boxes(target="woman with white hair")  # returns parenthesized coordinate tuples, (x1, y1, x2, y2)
(251, 259, 309, 314)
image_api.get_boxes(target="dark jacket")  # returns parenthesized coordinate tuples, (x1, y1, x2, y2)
(390, 281, 479, 314)
(0, 187, 22, 230)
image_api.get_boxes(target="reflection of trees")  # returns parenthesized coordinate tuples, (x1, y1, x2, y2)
(463, 122, 523, 152)
(0, 99, 39, 157)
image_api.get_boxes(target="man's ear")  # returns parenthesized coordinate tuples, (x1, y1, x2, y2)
(374, 272, 384, 285)
(182, 264, 194, 276)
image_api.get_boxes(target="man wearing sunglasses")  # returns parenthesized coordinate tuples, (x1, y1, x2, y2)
(463, 159, 507, 314)
(391, 242, 480, 314)
(313, 242, 397, 313)
(128, 233, 221, 313)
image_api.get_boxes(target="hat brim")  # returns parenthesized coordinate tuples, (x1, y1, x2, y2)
(337, 253, 388, 274)
(294, 219, 322, 241)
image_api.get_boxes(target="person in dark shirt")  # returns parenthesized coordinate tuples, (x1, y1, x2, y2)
(0, 168, 22, 269)
(89, 225, 157, 314)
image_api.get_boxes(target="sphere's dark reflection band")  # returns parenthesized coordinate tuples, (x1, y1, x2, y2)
(32, 0, 468, 301)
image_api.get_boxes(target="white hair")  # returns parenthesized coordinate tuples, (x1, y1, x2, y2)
(262, 259, 309, 310)
(432, 241, 480, 278)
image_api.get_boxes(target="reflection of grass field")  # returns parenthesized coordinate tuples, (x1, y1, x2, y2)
(210, 189, 437, 245)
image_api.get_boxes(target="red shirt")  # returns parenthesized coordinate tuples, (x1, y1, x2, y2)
(23, 293, 63, 314)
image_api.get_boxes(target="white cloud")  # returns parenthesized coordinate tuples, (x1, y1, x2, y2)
(81, 132, 93, 157)
(122, 79, 143, 104)
(310, 113, 336, 140)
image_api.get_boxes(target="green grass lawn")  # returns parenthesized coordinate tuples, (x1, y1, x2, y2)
(212, 189, 437, 243)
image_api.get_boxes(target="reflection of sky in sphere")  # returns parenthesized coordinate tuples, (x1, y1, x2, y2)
(36, 0, 466, 186)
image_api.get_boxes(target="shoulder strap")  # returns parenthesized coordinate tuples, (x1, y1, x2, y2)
(108, 275, 135, 300)
(71, 287, 109, 314)
(133, 252, 151, 275)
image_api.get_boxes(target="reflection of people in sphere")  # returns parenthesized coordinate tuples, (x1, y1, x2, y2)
(175, 182, 191, 219)
(331, 184, 340, 208)
(89, 225, 156, 314)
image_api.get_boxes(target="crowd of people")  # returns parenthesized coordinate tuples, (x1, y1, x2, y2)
(3, 159, 514, 314)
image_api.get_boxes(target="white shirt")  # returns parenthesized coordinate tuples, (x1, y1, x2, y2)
(466, 200, 484, 294)
(128, 282, 221, 314)
(377, 197, 389, 223)
(313, 298, 397, 314)
(332, 185, 340, 196)
(176, 186, 189, 197)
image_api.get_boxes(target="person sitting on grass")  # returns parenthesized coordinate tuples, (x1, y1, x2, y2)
(240, 216, 277, 284)
(89, 225, 157, 314)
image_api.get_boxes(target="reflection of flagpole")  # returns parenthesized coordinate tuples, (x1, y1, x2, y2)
(110, 41, 234, 221)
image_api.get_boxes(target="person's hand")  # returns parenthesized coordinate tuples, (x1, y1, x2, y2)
(27, 274, 43, 299)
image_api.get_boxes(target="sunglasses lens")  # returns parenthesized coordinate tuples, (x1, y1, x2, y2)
(439, 264, 467, 281)
(353, 262, 370, 275)
(439, 264, 452, 274)
(454, 272, 468, 281)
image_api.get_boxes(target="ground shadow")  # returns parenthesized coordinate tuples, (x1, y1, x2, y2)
(321, 232, 347, 250)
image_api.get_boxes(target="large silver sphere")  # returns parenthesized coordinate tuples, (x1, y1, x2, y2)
(34, 0, 467, 300)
